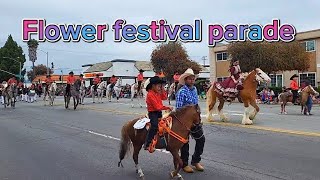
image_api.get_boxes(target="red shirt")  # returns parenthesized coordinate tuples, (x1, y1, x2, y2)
(67, 75, 76, 84)
(8, 78, 17, 85)
(45, 78, 53, 85)
(173, 74, 180, 82)
(146, 89, 169, 112)
(137, 73, 144, 81)
(110, 77, 117, 84)
(93, 77, 101, 85)
(290, 80, 299, 90)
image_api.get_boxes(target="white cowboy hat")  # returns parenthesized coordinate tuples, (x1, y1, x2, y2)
(144, 78, 150, 89)
(179, 68, 198, 85)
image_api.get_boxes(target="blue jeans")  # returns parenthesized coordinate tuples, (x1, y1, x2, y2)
(306, 96, 312, 113)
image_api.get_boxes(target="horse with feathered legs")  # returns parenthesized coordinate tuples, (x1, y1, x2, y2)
(64, 79, 81, 110)
(90, 81, 107, 103)
(118, 104, 202, 180)
(79, 80, 86, 105)
(43, 82, 57, 106)
(206, 68, 271, 125)
(130, 81, 146, 108)
(106, 78, 122, 102)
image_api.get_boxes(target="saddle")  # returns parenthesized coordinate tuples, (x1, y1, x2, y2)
(133, 115, 188, 153)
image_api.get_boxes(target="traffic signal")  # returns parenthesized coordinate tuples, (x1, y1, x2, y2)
(51, 62, 54, 69)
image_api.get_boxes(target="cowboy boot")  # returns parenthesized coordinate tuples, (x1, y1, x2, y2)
(183, 166, 194, 173)
(192, 163, 204, 171)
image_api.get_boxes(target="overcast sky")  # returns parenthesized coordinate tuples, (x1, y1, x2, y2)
(0, 0, 319, 75)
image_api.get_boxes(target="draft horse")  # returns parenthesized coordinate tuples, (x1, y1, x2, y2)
(206, 68, 271, 125)
(118, 104, 202, 180)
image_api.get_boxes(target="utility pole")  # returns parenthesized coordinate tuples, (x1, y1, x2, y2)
(202, 56, 207, 66)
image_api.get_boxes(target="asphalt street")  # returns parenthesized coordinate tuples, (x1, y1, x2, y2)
(0, 100, 320, 180)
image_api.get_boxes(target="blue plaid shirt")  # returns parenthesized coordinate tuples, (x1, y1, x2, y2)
(175, 85, 198, 109)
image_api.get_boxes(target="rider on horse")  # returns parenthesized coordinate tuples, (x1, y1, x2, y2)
(143, 76, 172, 150)
(215, 59, 243, 102)
(66, 71, 76, 96)
(137, 69, 144, 92)
(173, 71, 180, 92)
(93, 74, 101, 94)
(109, 75, 118, 91)
(44, 75, 53, 93)
(79, 74, 85, 83)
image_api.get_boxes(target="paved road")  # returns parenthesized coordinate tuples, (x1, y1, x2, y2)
(0, 100, 320, 179)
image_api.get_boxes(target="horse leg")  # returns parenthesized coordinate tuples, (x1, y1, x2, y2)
(169, 150, 183, 180)
(218, 100, 228, 122)
(133, 144, 144, 178)
(249, 99, 260, 120)
(73, 97, 77, 110)
(206, 88, 217, 122)
(242, 101, 253, 125)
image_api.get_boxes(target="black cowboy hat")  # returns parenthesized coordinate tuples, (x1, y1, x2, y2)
(139, 69, 144, 72)
(146, 76, 166, 91)
(69, 71, 74, 75)
(290, 74, 298, 80)
(80, 74, 84, 77)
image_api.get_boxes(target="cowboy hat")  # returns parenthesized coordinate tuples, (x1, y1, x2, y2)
(145, 76, 166, 91)
(290, 74, 298, 80)
(179, 68, 198, 85)
(69, 71, 74, 75)
(139, 69, 145, 73)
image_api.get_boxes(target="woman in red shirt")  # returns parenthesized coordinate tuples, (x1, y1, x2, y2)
(144, 76, 172, 150)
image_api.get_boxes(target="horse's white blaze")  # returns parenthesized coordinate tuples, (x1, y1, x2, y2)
(255, 68, 271, 82)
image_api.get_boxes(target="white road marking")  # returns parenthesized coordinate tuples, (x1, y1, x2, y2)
(87, 130, 170, 154)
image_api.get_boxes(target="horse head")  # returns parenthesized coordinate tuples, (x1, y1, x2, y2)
(304, 85, 319, 97)
(172, 104, 202, 129)
(254, 68, 271, 83)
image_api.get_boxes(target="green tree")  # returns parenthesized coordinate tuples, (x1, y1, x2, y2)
(27, 64, 53, 82)
(150, 42, 201, 81)
(0, 35, 26, 82)
(27, 39, 39, 80)
(227, 41, 309, 73)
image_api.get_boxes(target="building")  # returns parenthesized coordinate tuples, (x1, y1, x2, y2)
(209, 29, 320, 87)
(84, 59, 210, 85)
(83, 59, 154, 85)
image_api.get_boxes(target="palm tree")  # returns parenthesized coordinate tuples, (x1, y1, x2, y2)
(27, 39, 39, 81)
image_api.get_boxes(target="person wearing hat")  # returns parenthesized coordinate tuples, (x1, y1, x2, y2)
(144, 76, 173, 151)
(79, 74, 84, 82)
(173, 71, 181, 92)
(290, 74, 299, 105)
(66, 71, 76, 96)
(92, 74, 101, 94)
(175, 68, 205, 173)
(222, 59, 243, 102)
(137, 69, 144, 93)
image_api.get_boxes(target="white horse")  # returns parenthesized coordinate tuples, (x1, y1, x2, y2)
(79, 80, 86, 105)
(107, 78, 122, 102)
(167, 83, 176, 105)
(91, 81, 107, 103)
(130, 81, 147, 108)
(44, 82, 57, 106)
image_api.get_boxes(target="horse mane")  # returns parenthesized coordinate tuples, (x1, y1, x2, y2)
(170, 104, 196, 117)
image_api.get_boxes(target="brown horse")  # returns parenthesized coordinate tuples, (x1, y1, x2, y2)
(206, 68, 271, 125)
(118, 104, 201, 180)
(300, 85, 319, 115)
(278, 91, 293, 114)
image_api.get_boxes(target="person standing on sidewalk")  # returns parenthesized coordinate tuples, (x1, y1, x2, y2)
(175, 68, 205, 173)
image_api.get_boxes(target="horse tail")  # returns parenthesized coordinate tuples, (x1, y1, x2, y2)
(118, 121, 132, 167)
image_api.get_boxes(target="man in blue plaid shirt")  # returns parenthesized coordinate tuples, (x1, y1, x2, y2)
(175, 68, 205, 173)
